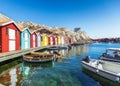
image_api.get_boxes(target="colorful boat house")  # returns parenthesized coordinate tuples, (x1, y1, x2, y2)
(48, 35, 54, 46)
(39, 29, 52, 46)
(0, 18, 20, 53)
(41, 34, 48, 46)
(17, 23, 31, 49)
(58, 35, 62, 45)
(61, 36, 65, 45)
(30, 30, 37, 48)
(36, 32, 41, 47)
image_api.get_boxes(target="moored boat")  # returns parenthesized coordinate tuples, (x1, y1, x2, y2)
(99, 48, 120, 62)
(58, 45, 68, 50)
(23, 52, 54, 63)
(47, 46, 60, 50)
(71, 42, 84, 46)
(82, 56, 120, 85)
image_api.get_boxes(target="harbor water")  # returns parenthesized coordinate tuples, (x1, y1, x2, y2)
(0, 43, 120, 86)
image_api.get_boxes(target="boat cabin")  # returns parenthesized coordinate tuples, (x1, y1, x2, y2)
(100, 48, 120, 62)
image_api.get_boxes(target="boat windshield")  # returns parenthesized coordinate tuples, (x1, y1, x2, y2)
(106, 49, 120, 58)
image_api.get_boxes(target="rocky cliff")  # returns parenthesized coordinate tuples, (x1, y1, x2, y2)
(17, 22, 92, 43)
(0, 13, 92, 43)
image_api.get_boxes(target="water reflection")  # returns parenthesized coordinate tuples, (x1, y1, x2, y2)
(72, 45, 89, 57)
(0, 44, 106, 86)
(21, 61, 54, 78)
(0, 65, 22, 86)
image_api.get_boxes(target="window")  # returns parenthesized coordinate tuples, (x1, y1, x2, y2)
(6, 28, 8, 35)
(9, 29, 15, 39)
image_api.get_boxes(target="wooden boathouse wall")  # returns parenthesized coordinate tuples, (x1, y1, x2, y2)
(20, 28, 31, 49)
(0, 22, 20, 53)
(36, 33, 41, 47)
(30, 32, 37, 48)
(0, 28, 1, 52)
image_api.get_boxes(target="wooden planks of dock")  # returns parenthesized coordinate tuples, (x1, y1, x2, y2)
(0, 46, 50, 63)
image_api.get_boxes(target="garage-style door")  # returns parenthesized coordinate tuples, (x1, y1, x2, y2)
(9, 29, 16, 51)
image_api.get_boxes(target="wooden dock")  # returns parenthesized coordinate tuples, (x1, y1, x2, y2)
(0, 46, 50, 63)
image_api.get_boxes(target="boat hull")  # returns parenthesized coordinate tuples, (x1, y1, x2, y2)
(100, 56, 120, 62)
(23, 57, 53, 63)
(82, 61, 120, 83)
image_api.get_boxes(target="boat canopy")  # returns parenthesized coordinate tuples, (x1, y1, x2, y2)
(106, 48, 120, 52)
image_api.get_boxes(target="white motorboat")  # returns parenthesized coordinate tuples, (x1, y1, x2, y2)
(82, 56, 120, 83)
(99, 48, 120, 62)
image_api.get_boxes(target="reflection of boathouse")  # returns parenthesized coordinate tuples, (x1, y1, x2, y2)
(0, 67, 22, 86)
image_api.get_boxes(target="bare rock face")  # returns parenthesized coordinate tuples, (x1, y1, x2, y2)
(17, 22, 45, 30)
(17, 22, 92, 42)
(0, 13, 92, 43)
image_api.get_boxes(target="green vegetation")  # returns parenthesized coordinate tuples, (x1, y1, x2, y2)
(82, 67, 120, 86)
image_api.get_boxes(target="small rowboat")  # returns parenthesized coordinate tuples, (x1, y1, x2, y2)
(23, 52, 54, 63)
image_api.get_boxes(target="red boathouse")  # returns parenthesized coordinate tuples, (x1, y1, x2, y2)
(0, 20, 20, 53)
(30, 30, 37, 48)
(48, 35, 54, 46)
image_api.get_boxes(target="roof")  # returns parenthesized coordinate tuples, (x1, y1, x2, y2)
(38, 28, 52, 34)
(0, 14, 21, 32)
(16, 22, 31, 33)
(29, 29, 37, 34)
(17, 22, 27, 30)
(0, 13, 12, 24)
(107, 48, 120, 51)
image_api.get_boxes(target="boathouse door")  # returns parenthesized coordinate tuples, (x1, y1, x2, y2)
(0, 29, 1, 52)
(37, 35, 41, 47)
(50, 37, 53, 45)
(9, 29, 16, 51)
(33, 34, 36, 48)
(24, 33, 28, 49)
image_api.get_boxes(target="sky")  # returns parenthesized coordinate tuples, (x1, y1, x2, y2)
(0, 0, 120, 39)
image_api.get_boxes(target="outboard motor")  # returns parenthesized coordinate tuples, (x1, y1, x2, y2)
(83, 56, 91, 63)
